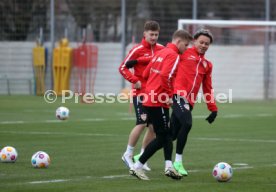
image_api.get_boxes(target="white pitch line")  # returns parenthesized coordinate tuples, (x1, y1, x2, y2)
(232, 163, 249, 166)
(29, 179, 70, 184)
(187, 169, 200, 173)
(45, 120, 63, 123)
(81, 118, 105, 122)
(232, 166, 254, 170)
(0, 121, 24, 124)
(102, 175, 129, 179)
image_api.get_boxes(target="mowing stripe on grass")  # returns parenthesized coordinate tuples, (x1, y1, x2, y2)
(0, 130, 121, 137)
(19, 163, 275, 185)
(0, 113, 274, 125)
(194, 137, 276, 143)
(0, 130, 275, 143)
(0, 113, 275, 125)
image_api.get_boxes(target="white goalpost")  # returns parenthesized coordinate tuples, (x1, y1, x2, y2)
(178, 19, 276, 100)
(178, 19, 276, 29)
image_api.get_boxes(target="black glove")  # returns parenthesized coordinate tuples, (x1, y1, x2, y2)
(125, 60, 138, 68)
(206, 111, 217, 124)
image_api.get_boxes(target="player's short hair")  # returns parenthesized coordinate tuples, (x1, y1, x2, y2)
(172, 29, 193, 41)
(144, 20, 160, 32)
(193, 29, 213, 43)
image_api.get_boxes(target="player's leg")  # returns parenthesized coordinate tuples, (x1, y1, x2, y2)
(133, 124, 155, 171)
(132, 97, 155, 171)
(160, 107, 182, 180)
(122, 96, 147, 169)
(170, 110, 181, 141)
(131, 107, 181, 180)
(141, 124, 155, 153)
(130, 107, 163, 180)
(172, 95, 192, 176)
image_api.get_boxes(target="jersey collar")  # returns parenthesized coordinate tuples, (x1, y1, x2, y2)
(167, 43, 179, 53)
(141, 38, 154, 48)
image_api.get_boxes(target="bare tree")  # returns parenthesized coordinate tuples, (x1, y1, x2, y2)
(0, 0, 48, 41)
(66, 0, 121, 41)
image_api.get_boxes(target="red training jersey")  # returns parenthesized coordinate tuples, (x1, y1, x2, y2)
(143, 43, 181, 108)
(119, 38, 164, 95)
(173, 46, 218, 111)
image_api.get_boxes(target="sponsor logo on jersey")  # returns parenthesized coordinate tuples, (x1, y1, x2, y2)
(156, 57, 163, 62)
(150, 68, 160, 74)
(187, 55, 197, 60)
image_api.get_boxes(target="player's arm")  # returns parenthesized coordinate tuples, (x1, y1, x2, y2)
(118, 48, 140, 83)
(125, 56, 153, 68)
(202, 63, 218, 124)
(160, 54, 180, 97)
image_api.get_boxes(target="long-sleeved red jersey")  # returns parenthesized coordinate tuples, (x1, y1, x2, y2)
(143, 43, 180, 108)
(119, 38, 164, 95)
(173, 46, 218, 112)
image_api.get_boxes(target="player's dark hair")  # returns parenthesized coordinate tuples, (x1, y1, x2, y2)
(172, 29, 193, 41)
(193, 29, 213, 43)
(144, 20, 160, 32)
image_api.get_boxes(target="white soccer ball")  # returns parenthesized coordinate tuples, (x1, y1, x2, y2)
(31, 151, 51, 168)
(56, 106, 69, 120)
(0, 146, 18, 162)
(212, 162, 233, 182)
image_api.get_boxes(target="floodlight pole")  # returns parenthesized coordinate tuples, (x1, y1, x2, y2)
(50, 0, 55, 90)
(264, 0, 270, 99)
(192, 0, 197, 20)
(192, 0, 197, 34)
(121, 0, 126, 89)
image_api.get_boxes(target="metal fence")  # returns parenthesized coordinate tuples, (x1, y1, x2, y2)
(1, 0, 275, 43)
(0, 0, 276, 98)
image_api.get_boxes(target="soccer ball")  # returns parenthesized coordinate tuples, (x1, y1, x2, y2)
(56, 106, 69, 120)
(0, 146, 18, 162)
(212, 162, 233, 182)
(31, 151, 51, 168)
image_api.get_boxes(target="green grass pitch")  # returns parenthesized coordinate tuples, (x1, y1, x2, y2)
(0, 96, 275, 192)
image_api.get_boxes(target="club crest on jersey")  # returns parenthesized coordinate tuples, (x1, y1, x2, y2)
(144, 53, 150, 56)
(202, 61, 207, 68)
(140, 114, 147, 121)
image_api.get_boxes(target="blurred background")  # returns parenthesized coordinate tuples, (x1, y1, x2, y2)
(0, 0, 275, 100)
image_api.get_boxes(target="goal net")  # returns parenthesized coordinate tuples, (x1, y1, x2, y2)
(178, 19, 276, 100)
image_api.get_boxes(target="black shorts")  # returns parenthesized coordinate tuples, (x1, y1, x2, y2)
(144, 106, 170, 135)
(133, 96, 148, 125)
(171, 94, 193, 138)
